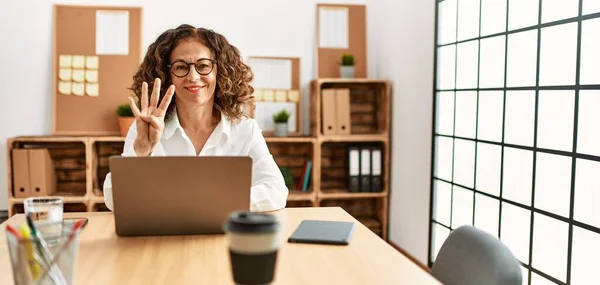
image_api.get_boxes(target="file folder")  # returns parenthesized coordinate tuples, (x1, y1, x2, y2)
(371, 147, 382, 192)
(12, 149, 30, 198)
(322, 89, 337, 135)
(28, 149, 57, 196)
(335, 89, 351, 135)
(348, 147, 360, 192)
(360, 147, 371, 192)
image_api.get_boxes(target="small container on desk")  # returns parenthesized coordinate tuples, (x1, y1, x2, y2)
(4, 219, 85, 285)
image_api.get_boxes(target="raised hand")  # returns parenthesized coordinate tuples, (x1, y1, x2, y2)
(128, 78, 175, 156)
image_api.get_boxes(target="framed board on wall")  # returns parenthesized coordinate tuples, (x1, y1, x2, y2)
(246, 56, 303, 136)
(53, 5, 142, 135)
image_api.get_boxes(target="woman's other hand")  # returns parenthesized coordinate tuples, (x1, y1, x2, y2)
(128, 78, 175, 156)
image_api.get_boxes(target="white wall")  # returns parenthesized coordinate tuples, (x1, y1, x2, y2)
(367, 0, 436, 264)
(0, 0, 368, 211)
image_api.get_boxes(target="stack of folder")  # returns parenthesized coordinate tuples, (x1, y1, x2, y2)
(322, 88, 351, 135)
(347, 146, 382, 193)
(11, 149, 57, 198)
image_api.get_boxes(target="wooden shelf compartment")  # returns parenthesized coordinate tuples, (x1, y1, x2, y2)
(287, 190, 316, 202)
(286, 200, 316, 208)
(319, 134, 389, 143)
(319, 189, 387, 200)
(320, 141, 386, 195)
(89, 201, 110, 212)
(91, 140, 124, 196)
(267, 141, 315, 194)
(9, 201, 88, 216)
(319, 198, 387, 239)
(310, 79, 391, 136)
(8, 138, 88, 198)
(265, 136, 316, 143)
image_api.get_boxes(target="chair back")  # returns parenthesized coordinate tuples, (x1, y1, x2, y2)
(431, 225, 522, 285)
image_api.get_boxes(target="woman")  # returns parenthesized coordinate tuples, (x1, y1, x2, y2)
(103, 24, 288, 212)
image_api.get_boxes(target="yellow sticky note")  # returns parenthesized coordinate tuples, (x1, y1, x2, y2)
(288, 90, 300, 102)
(59, 55, 72, 68)
(85, 70, 98, 83)
(72, 55, 85, 68)
(86, 83, 99, 97)
(263, 90, 275, 101)
(72, 83, 84, 96)
(253, 89, 264, 101)
(58, 68, 72, 81)
(275, 90, 287, 102)
(59, 81, 71, 95)
(72, 69, 84, 82)
(86, 56, 99, 69)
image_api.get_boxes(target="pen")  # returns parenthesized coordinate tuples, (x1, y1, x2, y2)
(5, 224, 22, 240)
(19, 225, 43, 279)
(35, 219, 86, 283)
(25, 215, 67, 285)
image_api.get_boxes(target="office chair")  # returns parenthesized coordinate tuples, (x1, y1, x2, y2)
(431, 225, 522, 285)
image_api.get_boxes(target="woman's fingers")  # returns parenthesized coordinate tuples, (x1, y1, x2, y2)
(150, 78, 161, 110)
(141, 82, 149, 113)
(128, 97, 141, 117)
(157, 85, 175, 113)
(141, 114, 163, 130)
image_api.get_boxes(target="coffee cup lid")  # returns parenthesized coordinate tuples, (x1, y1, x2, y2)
(225, 211, 279, 234)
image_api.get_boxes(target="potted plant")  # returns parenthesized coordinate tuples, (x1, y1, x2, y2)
(340, 53, 355, 78)
(116, 103, 135, 137)
(279, 166, 295, 190)
(272, 109, 291, 137)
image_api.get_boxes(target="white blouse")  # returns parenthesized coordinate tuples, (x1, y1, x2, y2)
(103, 111, 289, 212)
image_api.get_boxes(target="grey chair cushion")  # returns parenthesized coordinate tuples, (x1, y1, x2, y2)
(431, 225, 522, 285)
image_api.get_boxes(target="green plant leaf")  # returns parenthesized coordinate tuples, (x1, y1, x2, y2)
(341, 53, 354, 66)
(279, 166, 295, 189)
(272, 109, 291, 123)
(116, 103, 134, 117)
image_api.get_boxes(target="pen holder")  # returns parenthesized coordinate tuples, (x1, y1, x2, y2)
(5, 224, 82, 285)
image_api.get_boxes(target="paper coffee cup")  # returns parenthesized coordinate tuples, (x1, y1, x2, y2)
(224, 212, 280, 285)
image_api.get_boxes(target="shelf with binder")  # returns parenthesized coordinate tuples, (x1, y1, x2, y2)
(7, 137, 89, 200)
(267, 141, 315, 194)
(320, 142, 386, 194)
(310, 79, 390, 137)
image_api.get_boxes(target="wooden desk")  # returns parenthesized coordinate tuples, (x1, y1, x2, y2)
(0, 207, 440, 284)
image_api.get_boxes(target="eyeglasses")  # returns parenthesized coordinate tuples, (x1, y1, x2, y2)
(167, 58, 217, 78)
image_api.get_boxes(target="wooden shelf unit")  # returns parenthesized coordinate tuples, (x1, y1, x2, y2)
(5, 79, 391, 239)
(310, 79, 391, 240)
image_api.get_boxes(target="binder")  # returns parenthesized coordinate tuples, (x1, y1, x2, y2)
(348, 147, 360, 192)
(28, 149, 57, 196)
(12, 149, 30, 198)
(302, 161, 313, 191)
(371, 147, 382, 192)
(360, 147, 371, 192)
(322, 89, 337, 135)
(335, 89, 351, 135)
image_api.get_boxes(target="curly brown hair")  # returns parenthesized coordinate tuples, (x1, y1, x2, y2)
(130, 24, 254, 122)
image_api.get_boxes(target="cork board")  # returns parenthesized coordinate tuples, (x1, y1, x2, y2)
(246, 56, 303, 136)
(53, 5, 142, 135)
(316, 4, 367, 78)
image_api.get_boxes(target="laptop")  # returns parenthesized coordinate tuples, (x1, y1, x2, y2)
(108, 156, 252, 237)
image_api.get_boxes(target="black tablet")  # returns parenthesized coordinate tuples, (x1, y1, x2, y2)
(288, 220, 355, 245)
